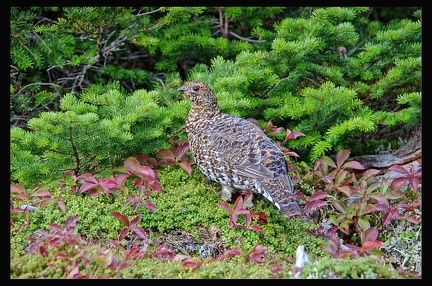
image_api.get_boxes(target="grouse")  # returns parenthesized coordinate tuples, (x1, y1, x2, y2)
(178, 81, 302, 218)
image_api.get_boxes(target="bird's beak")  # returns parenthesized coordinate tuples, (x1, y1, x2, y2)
(177, 85, 186, 92)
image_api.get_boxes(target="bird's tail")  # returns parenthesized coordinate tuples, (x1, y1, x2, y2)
(259, 176, 302, 218)
(279, 197, 302, 218)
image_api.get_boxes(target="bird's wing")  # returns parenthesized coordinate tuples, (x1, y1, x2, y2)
(206, 115, 281, 180)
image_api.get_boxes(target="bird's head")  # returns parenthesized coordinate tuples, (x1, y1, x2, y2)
(177, 81, 219, 110)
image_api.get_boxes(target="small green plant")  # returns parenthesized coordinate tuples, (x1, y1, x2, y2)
(295, 149, 421, 266)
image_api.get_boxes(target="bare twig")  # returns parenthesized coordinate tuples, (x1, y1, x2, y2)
(15, 82, 61, 96)
(228, 31, 266, 43)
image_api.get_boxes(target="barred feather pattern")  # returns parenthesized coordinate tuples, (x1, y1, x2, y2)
(178, 81, 301, 218)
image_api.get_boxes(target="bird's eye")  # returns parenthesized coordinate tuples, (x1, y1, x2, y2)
(192, 86, 199, 91)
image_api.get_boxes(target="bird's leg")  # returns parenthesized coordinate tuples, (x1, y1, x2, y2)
(242, 192, 254, 209)
(205, 177, 224, 198)
(220, 186, 234, 201)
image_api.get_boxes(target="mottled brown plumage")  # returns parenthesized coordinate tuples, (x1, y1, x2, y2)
(178, 80, 301, 218)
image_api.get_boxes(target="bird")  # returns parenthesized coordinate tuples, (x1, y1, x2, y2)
(177, 80, 302, 218)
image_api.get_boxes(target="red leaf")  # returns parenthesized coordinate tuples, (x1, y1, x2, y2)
(48, 237, 61, 248)
(390, 178, 408, 191)
(409, 178, 420, 192)
(388, 165, 409, 175)
(359, 240, 383, 256)
(321, 156, 337, 169)
(219, 248, 243, 261)
(103, 178, 118, 187)
(115, 173, 130, 185)
(344, 244, 361, 252)
(143, 200, 157, 212)
(342, 161, 365, 170)
(332, 201, 346, 213)
(336, 149, 351, 168)
(152, 247, 175, 260)
(362, 169, 382, 180)
(134, 178, 143, 188)
(130, 214, 141, 226)
(386, 190, 407, 200)
(133, 201, 140, 211)
(135, 154, 150, 165)
(124, 195, 137, 207)
(364, 204, 385, 214)
(175, 142, 190, 159)
(411, 199, 422, 207)
(253, 211, 268, 224)
(245, 213, 252, 227)
(107, 239, 123, 249)
(284, 151, 300, 157)
(134, 166, 155, 179)
(229, 213, 238, 227)
(99, 178, 117, 190)
(123, 157, 140, 172)
(182, 260, 203, 270)
(124, 247, 140, 262)
(304, 200, 328, 213)
(270, 127, 284, 134)
(285, 129, 305, 141)
(149, 180, 162, 193)
(252, 245, 268, 254)
(363, 227, 379, 242)
(78, 173, 98, 183)
(233, 208, 251, 216)
(309, 190, 329, 201)
(10, 183, 28, 197)
(322, 176, 333, 184)
(64, 215, 80, 229)
(294, 190, 307, 200)
(233, 195, 244, 209)
(247, 225, 263, 232)
(87, 189, 100, 197)
(336, 185, 353, 197)
(266, 120, 274, 128)
(67, 266, 81, 279)
(368, 194, 389, 206)
(111, 212, 130, 226)
(47, 223, 62, 232)
(131, 226, 147, 240)
(396, 203, 414, 211)
(33, 189, 51, 197)
(246, 252, 264, 264)
(178, 161, 192, 175)
(156, 149, 174, 161)
(118, 227, 130, 241)
(79, 182, 97, 193)
(382, 211, 392, 226)
(57, 201, 66, 214)
(216, 202, 232, 212)
(39, 246, 49, 257)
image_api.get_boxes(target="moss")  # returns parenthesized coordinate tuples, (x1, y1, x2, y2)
(118, 256, 278, 278)
(10, 190, 129, 258)
(11, 166, 328, 278)
(300, 257, 402, 279)
(150, 167, 328, 258)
